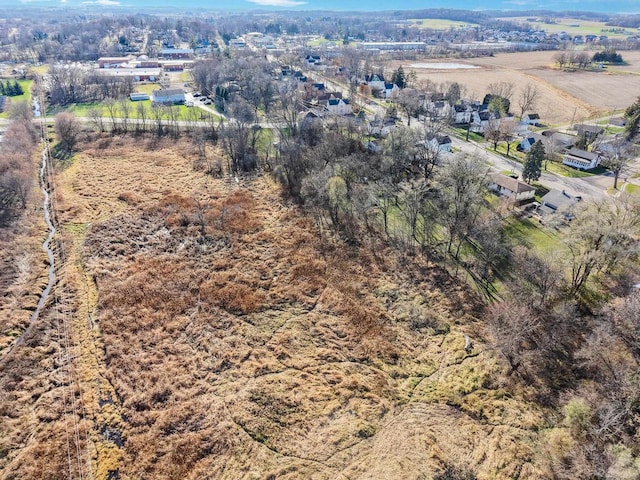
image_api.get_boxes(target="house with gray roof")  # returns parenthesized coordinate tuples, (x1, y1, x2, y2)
(563, 147, 601, 170)
(489, 173, 536, 201)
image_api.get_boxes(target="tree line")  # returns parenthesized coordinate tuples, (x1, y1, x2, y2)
(0, 102, 37, 225)
(0, 80, 24, 97)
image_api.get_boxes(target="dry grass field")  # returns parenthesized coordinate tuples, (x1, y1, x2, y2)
(0, 136, 556, 479)
(401, 50, 640, 125)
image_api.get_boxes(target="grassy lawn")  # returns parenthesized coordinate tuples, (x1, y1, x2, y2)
(0, 79, 33, 118)
(46, 95, 222, 122)
(451, 126, 484, 143)
(503, 216, 563, 255)
(544, 161, 606, 178)
(625, 183, 640, 195)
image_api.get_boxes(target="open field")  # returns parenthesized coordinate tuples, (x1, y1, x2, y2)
(0, 137, 553, 479)
(399, 50, 640, 125)
(499, 17, 636, 39)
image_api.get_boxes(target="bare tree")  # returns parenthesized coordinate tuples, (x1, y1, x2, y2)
(118, 97, 131, 135)
(88, 108, 105, 133)
(600, 136, 635, 189)
(54, 112, 82, 153)
(518, 83, 540, 119)
(104, 99, 118, 134)
(487, 301, 542, 373)
(437, 153, 489, 265)
(488, 81, 514, 103)
(554, 51, 568, 68)
(136, 102, 148, 134)
(566, 198, 640, 295)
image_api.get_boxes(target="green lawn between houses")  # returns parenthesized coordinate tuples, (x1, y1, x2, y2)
(0, 79, 33, 119)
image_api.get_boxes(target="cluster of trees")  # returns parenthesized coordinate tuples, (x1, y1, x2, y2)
(47, 66, 133, 106)
(191, 53, 277, 115)
(487, 207, 640, 475)
(0, 80, 24, 97)
(592, 49, 624, 63)
(553, 50, 593, 69)
(0, 103, 37, 225)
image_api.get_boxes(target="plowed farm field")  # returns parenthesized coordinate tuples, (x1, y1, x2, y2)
(400, 50, 640, 126)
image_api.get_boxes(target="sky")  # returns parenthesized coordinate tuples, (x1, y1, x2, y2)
(6, 0, 640, 13)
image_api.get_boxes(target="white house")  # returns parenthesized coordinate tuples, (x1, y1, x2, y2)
(383, 82, 399, 99)
(471, 111, 494, 133)
(423, 133, 452, 153)
(324, 98, 352, 116)
(151, 88, 186, 105)
(523, 113, 541, 126)
(519, 133, 545, 152)
(452, 104, 471, 124)
(368, 118, 396, 137)
(563, 147, 601, 170)
(364, 73, 386, 93)
(305, 55, 322, 67)
(489, 173, 536, 201)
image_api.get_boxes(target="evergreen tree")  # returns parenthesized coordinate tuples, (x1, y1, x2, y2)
(625, 97, 640, 141)
(392, 66, 406, 88)
(0, 81, 5, 95)
(522, 140, 544, 184)
(12, 80, 23, 96)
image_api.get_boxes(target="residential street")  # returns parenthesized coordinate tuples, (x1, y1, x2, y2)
(450, 136, 611, 201)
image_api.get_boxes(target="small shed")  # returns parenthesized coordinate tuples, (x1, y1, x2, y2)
(130, 93, 150, 101)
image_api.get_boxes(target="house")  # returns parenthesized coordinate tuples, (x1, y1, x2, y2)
(311, 83, 326, 92)
(519, 133, 545, 152)
(151, 88, 186, 105)
(539, 189, 581, 217)
(523, 113, 541, 126)
(574, 124, 604, 140)
(422, 133, 452, 153)
(470, 110, 499, 133)
(563, 147, 601, 170)
(324, 98, 352, 116)
(383, 83, 399, 98)
(368, 118, 396, 137)
(452, 104, 471, 124)
(364, 73, 386, 92)
(305, 55, 322, 67)
(423, 100, 451, 121)
(489, 173, 536, 201)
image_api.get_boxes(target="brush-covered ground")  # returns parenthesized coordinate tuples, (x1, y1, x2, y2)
(1, 136, 553, 480)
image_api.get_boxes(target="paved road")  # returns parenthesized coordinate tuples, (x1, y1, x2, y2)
(450, 137, 610, 201)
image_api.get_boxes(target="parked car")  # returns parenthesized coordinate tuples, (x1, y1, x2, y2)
(192, 91, 201, 97)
